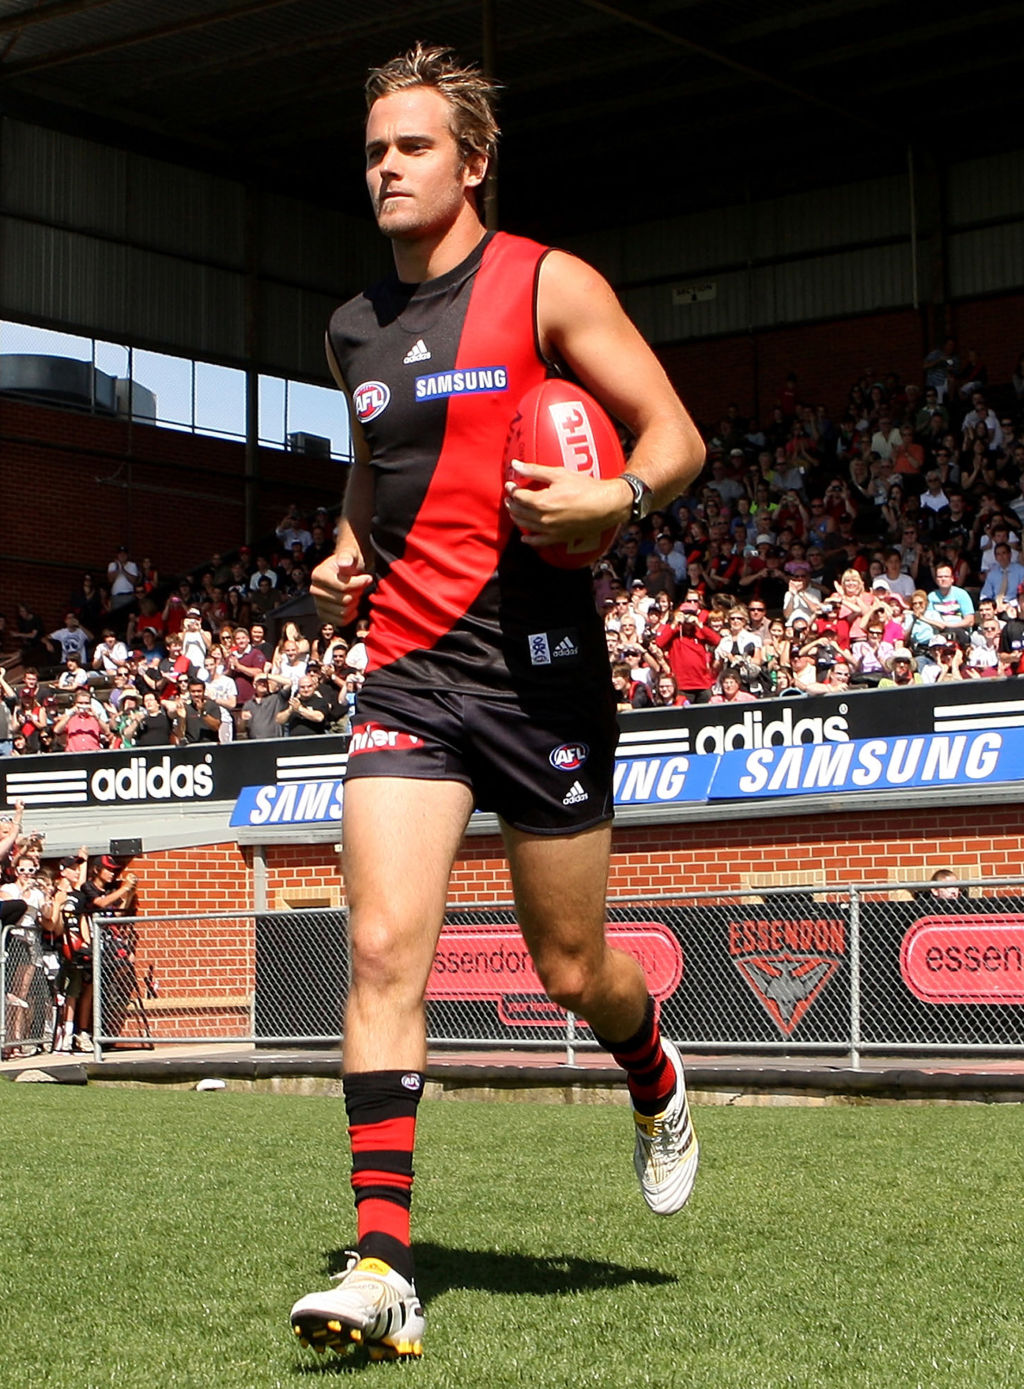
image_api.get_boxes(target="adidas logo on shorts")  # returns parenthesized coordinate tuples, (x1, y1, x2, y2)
(403, 338, 431, 364)
(562, 780, 588, 806)
(551, 635, 578, 659)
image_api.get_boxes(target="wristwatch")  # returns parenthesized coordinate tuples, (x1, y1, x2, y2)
(621, 472, 654, 523)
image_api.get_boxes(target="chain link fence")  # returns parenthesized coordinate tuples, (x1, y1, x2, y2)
(0, 924, 57, 1057)
(6, 880, 1024, 1065)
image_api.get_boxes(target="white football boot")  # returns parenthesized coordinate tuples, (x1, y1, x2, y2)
(632, 1036, 699, 1215)
(290, 1254, 424, 1359)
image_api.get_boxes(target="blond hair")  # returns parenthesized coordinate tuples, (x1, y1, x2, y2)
(366, 42, 500, 167)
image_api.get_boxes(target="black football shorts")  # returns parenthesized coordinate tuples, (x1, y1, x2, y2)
(345, 681, 617, 835)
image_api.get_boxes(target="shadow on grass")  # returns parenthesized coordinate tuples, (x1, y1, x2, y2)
(408, 1242, 675, 1299)
(291, 1243, 674, 1375)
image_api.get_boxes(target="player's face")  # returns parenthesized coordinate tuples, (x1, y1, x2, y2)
(365, 87, 485, 242)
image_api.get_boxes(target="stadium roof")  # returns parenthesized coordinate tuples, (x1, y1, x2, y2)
(0, 0, 1020, 238)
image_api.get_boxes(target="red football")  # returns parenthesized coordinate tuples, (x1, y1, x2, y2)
(504, 378, 626, 569)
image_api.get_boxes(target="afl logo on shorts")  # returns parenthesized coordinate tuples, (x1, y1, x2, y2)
(549, 742, 589, 772)
(353, 380, 390, 423)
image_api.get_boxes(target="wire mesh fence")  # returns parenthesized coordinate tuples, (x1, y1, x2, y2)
(9, 879, 1022, 1065)
(0, 925, 57, 1058)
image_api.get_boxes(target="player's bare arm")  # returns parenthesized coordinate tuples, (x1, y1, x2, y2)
(505, 251, 704, 545)
(310, 337, 376, 627)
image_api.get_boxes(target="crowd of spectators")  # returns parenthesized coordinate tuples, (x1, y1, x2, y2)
(600, 345, 1024, 708)
(0, 799, 140, 1057)
(3, 345, 1024, 745)
(0, 506, 368, 754)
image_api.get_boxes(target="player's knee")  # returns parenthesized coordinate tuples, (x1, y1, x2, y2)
(535, 952, 599, 1014)
(348, 917, 409, 991)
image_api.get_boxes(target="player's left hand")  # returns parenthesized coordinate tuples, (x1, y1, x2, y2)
(504, 460, 629, 547)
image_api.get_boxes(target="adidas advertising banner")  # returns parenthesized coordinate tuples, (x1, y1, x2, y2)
(3, 681, 1023, 819)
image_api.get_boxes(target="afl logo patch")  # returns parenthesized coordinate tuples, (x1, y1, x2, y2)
(549, 742, 589, 772)
(354, 380, 390, 423)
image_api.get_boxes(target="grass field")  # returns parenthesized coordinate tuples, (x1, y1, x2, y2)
(1, 1088, 1022, 1388)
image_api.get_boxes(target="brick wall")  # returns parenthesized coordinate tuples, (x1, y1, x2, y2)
(119, 802, 1019, 919)
(0, 395, 345, 627)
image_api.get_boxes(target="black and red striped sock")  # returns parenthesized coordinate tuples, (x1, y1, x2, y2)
(343, 1070, 424, 1282)
(593, 995, 676, 1116)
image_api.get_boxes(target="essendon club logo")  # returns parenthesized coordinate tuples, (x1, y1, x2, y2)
(728, 915, 846, 1037)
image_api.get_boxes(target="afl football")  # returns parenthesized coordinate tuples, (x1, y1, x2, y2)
(504, 378, 626, 569)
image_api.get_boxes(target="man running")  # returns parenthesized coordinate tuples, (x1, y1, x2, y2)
(290, 43, 705, 1360)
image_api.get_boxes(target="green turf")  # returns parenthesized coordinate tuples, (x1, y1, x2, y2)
(0, 1089, 1021, 1388)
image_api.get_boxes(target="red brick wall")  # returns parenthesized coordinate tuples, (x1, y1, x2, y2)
(120, 802, 1019, 917)
(658, 294, 1023, 434)
(0, 395, 346, 628)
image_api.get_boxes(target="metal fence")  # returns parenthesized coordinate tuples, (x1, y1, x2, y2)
(6, 880, 1024, 1066)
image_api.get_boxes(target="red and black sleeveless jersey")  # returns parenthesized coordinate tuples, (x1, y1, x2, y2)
(327, 230, 607, 698)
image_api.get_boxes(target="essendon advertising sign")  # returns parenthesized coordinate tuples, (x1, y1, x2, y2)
(900, 915, 1024, 1007)
(428, 920, 682, 1027)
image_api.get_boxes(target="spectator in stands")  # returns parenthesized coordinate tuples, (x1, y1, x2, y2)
(790, 644, 831, 694)
(180, 608, 211, 670)
(276, 505, 313, 553)
(223, 627, 266, 708)
(878, 647, 921, 689)
(282, 671, 332, 735)
(107, 545, 140, 609)
(654, 600, 718, 704)
(652, 673, 688, 707)
(269, 636, 308, 696)
(965, 617, 1004, 677)
(107, 689, 142, 747)
(201, 653, 238, 738)
(13, 603, 44, 664)
(129, 689, 182, 746)
(176, 680, 221, 744)
(248, 621, 274, 664)
(710, 668, 756, 704)
(716, 605, 762, 665)
(979, 543, 1024, 610)
(926, 563, 975, 641)
(921, 634, 966, 683)
(44, 613, 91, 666)
(240, 673, 290, 739)
(52, 686, 109, 752)
(996, 599, 1024, 670)
(55, 654, 90, 693)
(11, 673, 49, 753)
(611, 661, 651, 712)
(851, 619, 894, 685)
(91, 628, 130, 681)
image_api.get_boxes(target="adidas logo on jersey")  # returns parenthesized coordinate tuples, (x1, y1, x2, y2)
(562, 780, 588, 806)
(403, 339, 431, 364)
(551, 635, 578, 659)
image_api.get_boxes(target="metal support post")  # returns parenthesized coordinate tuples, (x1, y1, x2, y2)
(848, 889, 861, 1070)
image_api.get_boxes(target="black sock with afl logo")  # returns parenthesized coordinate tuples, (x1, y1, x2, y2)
(592, 994, 676, 1116)
(343, 1070, 424, 1283)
